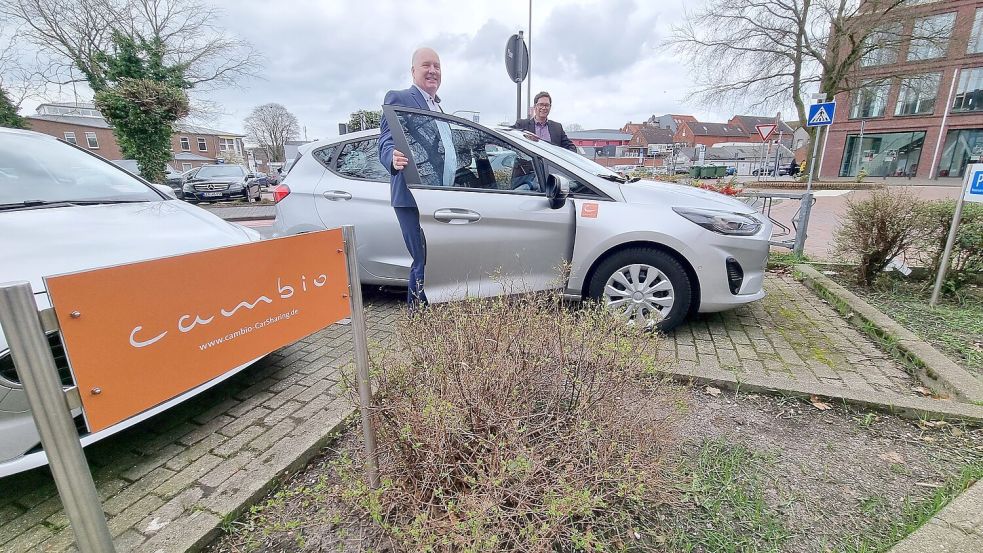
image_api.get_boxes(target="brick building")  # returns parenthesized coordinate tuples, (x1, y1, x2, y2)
(821, 0, 983, 179)
(567, 129, 632, 158)
(674, 120, 751, 147)
(26, 102, 246, 173)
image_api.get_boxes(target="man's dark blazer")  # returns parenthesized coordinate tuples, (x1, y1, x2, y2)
(378, 86, 444, 208)
(513, 118, 577, 151)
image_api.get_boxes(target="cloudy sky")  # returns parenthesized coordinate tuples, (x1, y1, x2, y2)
(13, 0, 754, 140)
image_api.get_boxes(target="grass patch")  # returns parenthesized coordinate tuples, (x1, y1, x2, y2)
(768, 251, 810, 269)
(667, 439, 789, 552)
(824, 272, 983, 378)
(835, 459, 983, 552)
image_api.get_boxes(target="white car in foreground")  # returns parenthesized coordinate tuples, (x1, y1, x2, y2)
(0, 128, 261, 477)
(273, 107, 773, 330)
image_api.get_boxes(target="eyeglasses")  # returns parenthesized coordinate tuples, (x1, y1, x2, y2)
(535, 103, 551, 108)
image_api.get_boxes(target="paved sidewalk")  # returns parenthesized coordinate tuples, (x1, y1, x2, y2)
(1, 275, 979, 552)
(201, 204, 275, 221)
(759, 185, 962, 260)
(673, 274, 920, 397)
(890, 479, 983, 553)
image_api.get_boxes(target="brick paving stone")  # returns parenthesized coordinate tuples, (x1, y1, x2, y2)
(104, 466, 175, 516)
(154, 454, 224, 500)
(212, 425, 265, 459)
(219, 406, 272, 438)
(108, 494, 165, 537)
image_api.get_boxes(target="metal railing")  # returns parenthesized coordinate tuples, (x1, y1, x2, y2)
(740, 192, 816, 250)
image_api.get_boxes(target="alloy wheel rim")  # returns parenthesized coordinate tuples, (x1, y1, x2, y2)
(602, 263, 675, 323)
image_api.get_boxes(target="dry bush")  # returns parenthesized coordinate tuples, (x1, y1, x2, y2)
(833, 189, 923, 286)
(345, 292, 677, 551)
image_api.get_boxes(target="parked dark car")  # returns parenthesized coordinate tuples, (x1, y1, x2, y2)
(111, 160, 185, 199)
(181, 164, 263, 203)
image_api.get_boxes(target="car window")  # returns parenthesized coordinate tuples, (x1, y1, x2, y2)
(396, 112, 544, 194)
(546, 162, 605, 199)
(195, 165, 245, 179)
(0, 133, 161, 204)
(336, 139, 388, 181)
(311, 145, 336, 169)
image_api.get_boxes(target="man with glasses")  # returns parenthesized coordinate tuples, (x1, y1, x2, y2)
(512, 91, 576, 151)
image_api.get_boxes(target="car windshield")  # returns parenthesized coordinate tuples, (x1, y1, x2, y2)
(195, 165, 245, 179)
(507, 130, 623, 179)
(0, 133, 162, 205)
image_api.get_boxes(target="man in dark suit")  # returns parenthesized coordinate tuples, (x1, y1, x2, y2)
(378, 47, 446, 307)
(513, 91, 577, 151)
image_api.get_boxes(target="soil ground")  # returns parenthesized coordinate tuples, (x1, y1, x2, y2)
(209, 385, 983, 553)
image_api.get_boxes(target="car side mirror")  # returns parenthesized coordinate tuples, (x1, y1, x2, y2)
(546, 174, 570, 210)
(246, 173, 256, 179)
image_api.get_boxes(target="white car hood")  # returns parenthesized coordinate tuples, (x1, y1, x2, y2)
(0, 201, 257, 295)
(620, 180, 755, 214)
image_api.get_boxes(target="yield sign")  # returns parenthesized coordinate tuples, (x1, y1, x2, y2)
(755, 124, 777, 141)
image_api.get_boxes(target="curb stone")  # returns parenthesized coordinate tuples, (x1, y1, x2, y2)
(793, 264, 983, 404)
(888, 479, 983, 552)
(666, 363, 983, 425)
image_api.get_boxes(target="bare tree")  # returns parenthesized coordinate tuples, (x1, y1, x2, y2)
(670, 0, 933, 129)
(0, 0, 259, 90)
(244, 103, 300, 163)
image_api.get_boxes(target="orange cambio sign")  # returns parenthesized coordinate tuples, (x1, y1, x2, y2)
(44, 229, 351, 432)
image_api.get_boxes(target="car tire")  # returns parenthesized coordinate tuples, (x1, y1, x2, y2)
(587, 247, 692, 331)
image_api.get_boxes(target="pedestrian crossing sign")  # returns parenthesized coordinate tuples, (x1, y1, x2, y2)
(807, 102, 835, 127)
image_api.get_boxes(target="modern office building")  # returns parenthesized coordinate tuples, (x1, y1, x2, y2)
(822, 0, 983, 179)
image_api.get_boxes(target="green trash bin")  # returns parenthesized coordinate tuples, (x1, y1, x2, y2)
(712, 166, 727, 179)
(690, 166, 702, 178)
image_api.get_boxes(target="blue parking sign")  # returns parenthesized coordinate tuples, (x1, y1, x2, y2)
(966, 165, 983, 203)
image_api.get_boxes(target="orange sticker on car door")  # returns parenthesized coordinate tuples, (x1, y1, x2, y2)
(581, 202, 599, 218)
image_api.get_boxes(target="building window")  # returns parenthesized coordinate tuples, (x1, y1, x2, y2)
(197, 137, 207, 151)
(840, 131, 926, 178)
(219, 138, 236, 152)
(63, 132, 77, 145)
(970, 10, 983, 55)
(938, 129, 983, 178)
(952, 67, 983, 113)
(907, 13, 955, 61)
(180, 136, 190, 151)
(181, 162, 193, 171)
(861, 24, 902, 67)
(84, 132, 99, 149)
(895, 73, 940, 116)
(848, 81, 890, 119)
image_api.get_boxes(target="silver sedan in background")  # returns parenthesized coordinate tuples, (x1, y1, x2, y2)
(272, 107, 772, 330)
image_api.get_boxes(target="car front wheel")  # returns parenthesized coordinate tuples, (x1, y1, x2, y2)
(587, 248, 693, 331)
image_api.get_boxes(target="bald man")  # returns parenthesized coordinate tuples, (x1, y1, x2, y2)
(378, 47, 447, 308)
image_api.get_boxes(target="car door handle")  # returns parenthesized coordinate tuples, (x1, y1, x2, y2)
(433, 208, 481, 224)
(322, 190, 352, 201)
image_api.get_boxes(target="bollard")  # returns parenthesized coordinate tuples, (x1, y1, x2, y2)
(341, 226, 380, 488)
(0, 281, 116, 552)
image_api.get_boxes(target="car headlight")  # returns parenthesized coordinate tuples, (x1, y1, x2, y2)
(673, 207, 762, 236)
(229, 182, 244, 191)
(182, 182, 193, 191)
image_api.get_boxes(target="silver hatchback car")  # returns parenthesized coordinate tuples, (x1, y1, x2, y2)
(272, 107, 772, 329)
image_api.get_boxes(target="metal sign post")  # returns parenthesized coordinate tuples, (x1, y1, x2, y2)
(341, 226, 379, 488)
(930, 164, 983, 306)
(794, 99, 835, 256)
(0, 282, 116, 552)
